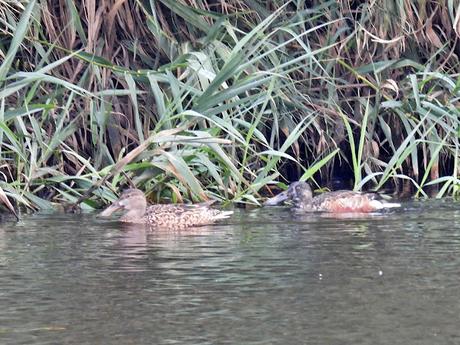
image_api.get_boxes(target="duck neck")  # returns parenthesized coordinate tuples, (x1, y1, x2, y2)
(293, 191, 313, 208)
(120, 207, 147, 222)
(294, 198, 312, 209)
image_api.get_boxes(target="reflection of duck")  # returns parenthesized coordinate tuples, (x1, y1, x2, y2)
(264, 181, 400, 213)
(100, 189, 233, 228)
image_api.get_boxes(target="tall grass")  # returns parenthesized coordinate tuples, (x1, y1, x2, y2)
(1, 0, 460, 213)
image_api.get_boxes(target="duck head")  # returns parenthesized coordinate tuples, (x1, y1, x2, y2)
(264, 181, 313, 206)
(99, 189, 147, 221)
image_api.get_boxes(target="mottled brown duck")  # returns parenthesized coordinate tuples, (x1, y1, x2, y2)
(100, 189, 233, 228)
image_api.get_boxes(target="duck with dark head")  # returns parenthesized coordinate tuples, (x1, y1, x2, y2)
(264, 181, 400, 213)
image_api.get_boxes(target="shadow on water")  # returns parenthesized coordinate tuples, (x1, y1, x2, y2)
(1, 200, 460, 344)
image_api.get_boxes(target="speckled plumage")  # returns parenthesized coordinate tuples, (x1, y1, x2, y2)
(265, 181, 400, 213)
(100, 189, 233, 228)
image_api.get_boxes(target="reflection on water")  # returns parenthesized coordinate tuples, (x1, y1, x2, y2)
(1, 200, 460, 344)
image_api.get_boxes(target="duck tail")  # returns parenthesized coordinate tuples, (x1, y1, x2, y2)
(370, 200, 401, 209)
(383, 202, 401, 208)
(213, 210, 234, 220)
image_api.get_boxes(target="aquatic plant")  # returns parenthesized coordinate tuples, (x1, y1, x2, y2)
(1, 0, 460, 212)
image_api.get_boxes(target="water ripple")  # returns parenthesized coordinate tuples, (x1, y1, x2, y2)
(1, 201, 460, 343)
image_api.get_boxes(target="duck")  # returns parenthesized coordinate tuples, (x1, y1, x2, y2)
(99, 188, 233, 228)
(264, 181, 400, 213)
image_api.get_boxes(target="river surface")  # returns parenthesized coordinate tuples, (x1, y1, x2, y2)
(1, 200, 460, 344)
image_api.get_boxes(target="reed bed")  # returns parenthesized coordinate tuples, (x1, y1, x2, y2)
(1, 0, 460, 212)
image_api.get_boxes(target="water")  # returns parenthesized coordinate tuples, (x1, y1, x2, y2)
(1, 200, 460, 344)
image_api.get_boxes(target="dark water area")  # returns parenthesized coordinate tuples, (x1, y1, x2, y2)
(1, 200, 460, 344)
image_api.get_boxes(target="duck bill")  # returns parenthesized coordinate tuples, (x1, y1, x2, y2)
(263, 191, 289, 206)
(99, 202, 122, 217)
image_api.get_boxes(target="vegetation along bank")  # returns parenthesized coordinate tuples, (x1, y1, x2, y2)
(1, 1, 459, 212)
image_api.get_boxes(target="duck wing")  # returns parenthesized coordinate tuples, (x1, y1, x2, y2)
(311, 191, 399, 213)
(145, 203, 232, 228)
